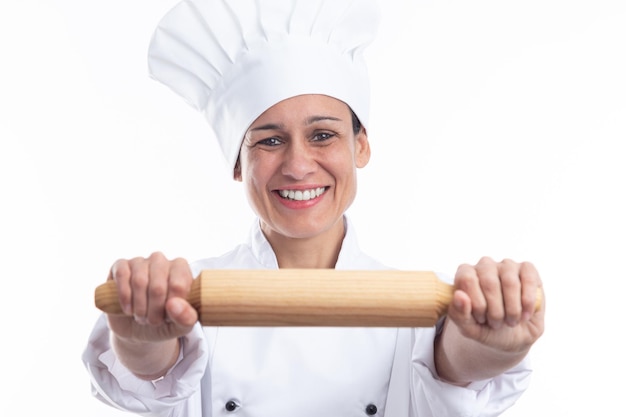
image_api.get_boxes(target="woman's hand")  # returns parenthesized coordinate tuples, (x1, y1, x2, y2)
(436, 256, 545, 384)
(105, 252, 198, 379)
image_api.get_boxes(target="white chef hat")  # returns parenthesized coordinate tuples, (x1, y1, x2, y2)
(147, 0, 380, 175)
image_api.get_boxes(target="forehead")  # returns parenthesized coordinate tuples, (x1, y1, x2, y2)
(249, 94, 351, 128)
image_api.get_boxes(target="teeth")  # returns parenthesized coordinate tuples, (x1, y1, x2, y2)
(278, 187, 326, 201)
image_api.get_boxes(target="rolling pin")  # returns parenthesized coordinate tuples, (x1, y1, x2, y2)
(94, 269, 542, 327)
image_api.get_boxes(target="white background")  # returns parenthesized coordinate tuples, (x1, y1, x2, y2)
(1, 0, 624, 415)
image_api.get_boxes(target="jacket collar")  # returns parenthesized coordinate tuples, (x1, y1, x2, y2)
(248, 216, 361, 270)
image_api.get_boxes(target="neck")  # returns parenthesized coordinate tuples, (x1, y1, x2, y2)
(261, 218, 346, 269)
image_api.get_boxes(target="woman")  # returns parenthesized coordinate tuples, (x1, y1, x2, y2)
(83, 0, 545, 416)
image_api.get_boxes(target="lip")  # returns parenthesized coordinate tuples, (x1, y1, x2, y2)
(272, 185, 328, 209)
(273, 184, 327, 191)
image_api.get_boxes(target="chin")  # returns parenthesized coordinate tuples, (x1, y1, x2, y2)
(263, 217, 339, 241)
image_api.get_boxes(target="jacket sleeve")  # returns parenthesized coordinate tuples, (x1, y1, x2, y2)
(82, 315, 209, 417)
(410, 326, 532, 417)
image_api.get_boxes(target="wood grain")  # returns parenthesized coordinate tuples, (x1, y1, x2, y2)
(94, 269, 542, 327)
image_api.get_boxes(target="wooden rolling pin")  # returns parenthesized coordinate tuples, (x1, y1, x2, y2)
(94, 269, 542, 327)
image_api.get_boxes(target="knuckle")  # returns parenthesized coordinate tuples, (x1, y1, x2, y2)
(169, 279, 189, 295)
(149, 251, 167, 262)
(487, 309, 505, 322)
(472, 297, 488, 313)
(455, 263, 477, 281)
(480, 275, 500, 290)
(130, 269, 149, 289)
(521, 291, 536, 309)
(149, 252, 170, 270)
(171, 258, 191, 274)
(129, 256, 147, 265)
(520, 261, 539, 278)
(500, 273, 521, 290)
(148, 282, 167, 299)
(111, 259, 130, 279)
(498, 259, 520, 276)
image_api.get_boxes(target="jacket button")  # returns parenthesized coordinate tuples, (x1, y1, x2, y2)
(365, 403, 378, 415)
(225, 400, 239, 412)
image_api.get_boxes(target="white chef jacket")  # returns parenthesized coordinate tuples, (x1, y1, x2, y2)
(83, 217, 532, 417)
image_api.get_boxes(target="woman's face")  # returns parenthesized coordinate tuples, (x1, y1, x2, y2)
(236, 94, 370, 242)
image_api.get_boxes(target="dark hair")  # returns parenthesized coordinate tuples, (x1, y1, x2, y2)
(350, 109, 363, 135)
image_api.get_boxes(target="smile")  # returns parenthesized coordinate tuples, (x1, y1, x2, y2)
(277, 187, 327, 201)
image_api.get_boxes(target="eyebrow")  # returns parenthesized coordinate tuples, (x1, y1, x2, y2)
(249, 123, 284, 132)
(249, 116, 343, 132)
(306, 115, 342, 125)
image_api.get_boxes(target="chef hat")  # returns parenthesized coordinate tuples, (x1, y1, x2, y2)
(147, 0, 380, 174)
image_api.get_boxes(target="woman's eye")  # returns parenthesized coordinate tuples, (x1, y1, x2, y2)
(313, 132, 334, 142)
(257, 137, 282, 146)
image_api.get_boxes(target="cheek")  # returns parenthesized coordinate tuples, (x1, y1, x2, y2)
(241, 153, 273, 193)
(324, 146, 357, 178)
(239, 150, 259, 180)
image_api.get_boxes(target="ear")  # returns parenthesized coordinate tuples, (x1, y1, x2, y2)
(233, 157, 243, 182)
(355, 128, 371, 168)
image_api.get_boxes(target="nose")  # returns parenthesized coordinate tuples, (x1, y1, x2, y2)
(280, 139, 317, 180)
